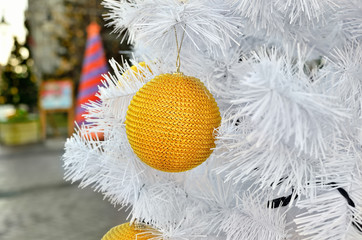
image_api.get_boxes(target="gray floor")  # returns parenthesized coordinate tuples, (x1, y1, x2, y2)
(0, 138, 129, 240)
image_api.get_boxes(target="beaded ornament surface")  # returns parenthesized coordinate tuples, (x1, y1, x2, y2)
(102, 222, 158, 240)
(125, 72, 221, 172)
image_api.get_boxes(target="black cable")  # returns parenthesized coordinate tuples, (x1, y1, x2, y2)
(267, 182, 362, 232)
(267, 193, 298, 208)
(267, 187, 297, 208)
(328, 182, 362, 232)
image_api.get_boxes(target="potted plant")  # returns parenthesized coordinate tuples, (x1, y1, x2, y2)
(0, 108, 40, 145)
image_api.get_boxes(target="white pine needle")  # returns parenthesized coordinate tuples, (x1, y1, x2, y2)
(295, 189, 361, 240)
(83, 58, 157, 126)
(324, 43, 362, 118)
(229, 48, 349, 158)
(104, 0, 242, 55)
(338, 0, 362, 40)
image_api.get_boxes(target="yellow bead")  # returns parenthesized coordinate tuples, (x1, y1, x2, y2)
(102, 222, 158, 240)
(125, 72, 221, 172)
(121, 62, 151, 83)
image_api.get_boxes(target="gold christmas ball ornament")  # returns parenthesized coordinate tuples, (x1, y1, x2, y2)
(125, 72, 221, 172)
(102, 222, 159, 240)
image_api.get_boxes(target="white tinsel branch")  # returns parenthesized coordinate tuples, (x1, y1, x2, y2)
(103, 0, 242, 56)
(83, 58, 157, 129)
(228, 47, 350, 158)
(295, 189, 361, 240)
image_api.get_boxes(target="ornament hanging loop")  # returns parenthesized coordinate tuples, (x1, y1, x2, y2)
(174, 25, 186, 73)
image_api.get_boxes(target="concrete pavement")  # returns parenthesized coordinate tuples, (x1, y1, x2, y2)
(0, 138, 129, 240)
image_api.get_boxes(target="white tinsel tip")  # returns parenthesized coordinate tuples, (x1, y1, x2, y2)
(63, 58, 164, 208)
(295, 189, 362, 240)
(228, 47, 349, 158)
(62, 123, 145, 207)
(338, 0, 362, 40)
(184, 172, 288, 240)
(83, 58, 158, 128)
(62, 124, 104, 186)
(232, 0, 335, 24)
(322, 42, 362, 117)
(103, 0, 241, 54)
(152, 218, 210, 240)
(219, 193, 288, 240)
(130, 182, 191, 229)
(231, 0, 284, 32)
(212, 46, 359, 199)
(275, 0, 336, 24)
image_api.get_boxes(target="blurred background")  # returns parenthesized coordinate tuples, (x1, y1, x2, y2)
(0, 0, 131, 239)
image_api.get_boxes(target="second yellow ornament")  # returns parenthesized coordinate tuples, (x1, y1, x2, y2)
(102, 222, 158, 240)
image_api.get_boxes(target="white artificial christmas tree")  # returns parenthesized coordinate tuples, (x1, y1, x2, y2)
(62, 0, 362, 239)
